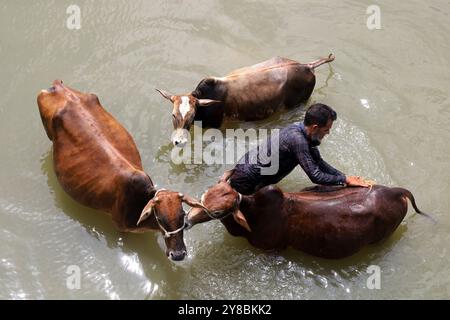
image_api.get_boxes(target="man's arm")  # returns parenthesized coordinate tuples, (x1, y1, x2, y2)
(311, 147, 345, 176)
(293, 140, 346, 185)
(311, 146, 370, 187)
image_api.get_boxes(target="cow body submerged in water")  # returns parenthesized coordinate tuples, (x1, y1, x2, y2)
(37, 80, 204, 260)
(157, 54, 335, 146)
(186, 172, 433, 259)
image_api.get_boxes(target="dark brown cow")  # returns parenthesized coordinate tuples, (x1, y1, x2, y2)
(157, 54, 335, 146)
(37, 80, 204, 261)
(186, 172, 433, 259)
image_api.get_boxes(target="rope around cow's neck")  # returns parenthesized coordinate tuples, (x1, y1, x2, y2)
(156, 218, 186, 238)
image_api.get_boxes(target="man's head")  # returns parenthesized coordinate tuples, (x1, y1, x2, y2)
(303, 103, 337, 146)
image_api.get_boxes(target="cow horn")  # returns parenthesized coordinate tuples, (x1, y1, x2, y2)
(137, 201, 155, 226)
(197, 99, 221, 107)
(155, 88, 174, 102)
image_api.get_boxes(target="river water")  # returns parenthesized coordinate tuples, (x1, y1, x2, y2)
(1, 0, 449, 299)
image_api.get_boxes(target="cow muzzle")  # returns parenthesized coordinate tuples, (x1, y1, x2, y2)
(171, 129, 189, 147)
(168, 249, 187, 261)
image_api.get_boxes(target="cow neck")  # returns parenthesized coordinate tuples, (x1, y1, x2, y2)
(240, 192, 280, 223)
(236, 194, 253, 220)
(226, 191, 243, 220)
(191, 82, 227, 101)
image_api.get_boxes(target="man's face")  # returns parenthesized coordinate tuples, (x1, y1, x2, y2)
(310, 119, 333, 146)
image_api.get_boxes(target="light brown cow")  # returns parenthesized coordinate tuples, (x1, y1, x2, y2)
(37, 80, 204, 261)
(186, 171, 434, 259)
(157, 54, 335, 146)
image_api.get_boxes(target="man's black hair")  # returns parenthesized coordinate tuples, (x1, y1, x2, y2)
(304, 103, 337, 127)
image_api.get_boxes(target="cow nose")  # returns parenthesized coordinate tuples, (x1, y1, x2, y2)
(53, 80, 64, 88)
(173, 139, 187, 148)
(168, 250, 186, 261)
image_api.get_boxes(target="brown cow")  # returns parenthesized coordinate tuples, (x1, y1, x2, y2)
(157, 54, 335, 146)
(186, 172, 433, 259)
(37, 80, 204, 261)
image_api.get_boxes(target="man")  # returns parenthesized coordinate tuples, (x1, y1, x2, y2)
(227, 103, 369, 195)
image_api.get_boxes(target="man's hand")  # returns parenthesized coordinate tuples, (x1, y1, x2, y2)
(346, 176, 370, 187)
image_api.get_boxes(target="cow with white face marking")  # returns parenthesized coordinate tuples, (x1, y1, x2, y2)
(157, 54, 335, 147)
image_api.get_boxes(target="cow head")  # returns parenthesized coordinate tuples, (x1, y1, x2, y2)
(37, 80, 101, 140)
(186, 171, 251, 232)
(155, 88, 220, 147)
(136, 189, 204, 261)
(38, 80, 87, 109)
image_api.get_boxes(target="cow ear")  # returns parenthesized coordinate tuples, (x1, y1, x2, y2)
(232, 209, 251, 232)
(197, 99, 221, 107)
(155, 88, 174, 102)
(182, 195, 207, 210)
(137, 201, 155, 226)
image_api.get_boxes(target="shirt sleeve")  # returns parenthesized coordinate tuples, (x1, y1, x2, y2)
(311, 147, 345, 177)
(292, 136, 346, 185)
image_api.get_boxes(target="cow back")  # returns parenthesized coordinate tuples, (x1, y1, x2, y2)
(51, 97, 146, 211)
(219, 57, 315, 120)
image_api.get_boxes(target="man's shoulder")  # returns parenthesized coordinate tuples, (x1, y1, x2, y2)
(283, 122, 302, 131)
(280, 123, 308, 146)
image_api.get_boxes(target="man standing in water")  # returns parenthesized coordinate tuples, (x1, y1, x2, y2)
(226, 103, 370, 194)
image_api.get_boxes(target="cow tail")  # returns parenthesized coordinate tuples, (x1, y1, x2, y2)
(308, 53, 335, 70)
(397, 188, 437, 223)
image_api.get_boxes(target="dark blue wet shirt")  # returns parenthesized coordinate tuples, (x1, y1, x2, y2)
(230, 122, 346, 194)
